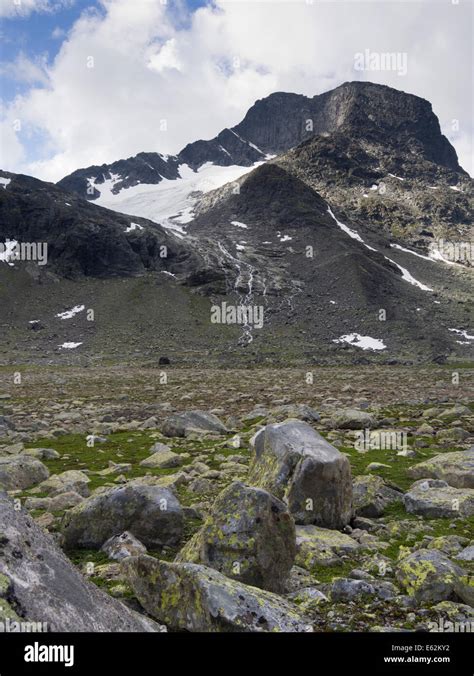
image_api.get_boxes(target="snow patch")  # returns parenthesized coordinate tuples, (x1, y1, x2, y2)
(333, 333, 387, 351)
(0, 177, 11, 190)
(125, 222, 144, 233)
(231, 221, 248, 229)
(327, 206, 376, 251)
(59, 342, 83, 349)
(56, 305, 85, 320)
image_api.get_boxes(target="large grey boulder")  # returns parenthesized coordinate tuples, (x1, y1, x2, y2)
(162, 410, 228, 437)
(176, 481, 295, 592)
(0, 492, 159, 631)
(248, 421, 352, 527)
(404, 479, 474, 518)
(396, 549, 468, 604)
(0, 456, 49, 491)
(61, 483, 183, 549)
(408, 449, 474, 489)
(122, 556, 311, 632)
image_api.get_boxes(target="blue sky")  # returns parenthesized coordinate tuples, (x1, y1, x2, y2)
(0, 0, 208, 101)
(0, 0, 472, 181)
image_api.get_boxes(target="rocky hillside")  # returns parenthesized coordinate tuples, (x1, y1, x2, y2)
(0, 81, 472, 365)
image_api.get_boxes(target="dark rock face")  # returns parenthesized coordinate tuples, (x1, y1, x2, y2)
(57, 151, 181, 200)
(0, 492, 159, 631)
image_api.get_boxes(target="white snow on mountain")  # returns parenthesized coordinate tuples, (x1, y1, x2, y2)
(56, 305, 85, 320)
(125, 222, 143, 233)
(0, 177, 11, 189)
(449, 328, 474, 344)
(89, 163, 261, 234)
(231, 221, 248, 229)
(333, 333, 387, 351)
(59, 342, 83, 349)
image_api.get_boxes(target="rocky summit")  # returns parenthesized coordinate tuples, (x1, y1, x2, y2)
(0, 78, 472, 637)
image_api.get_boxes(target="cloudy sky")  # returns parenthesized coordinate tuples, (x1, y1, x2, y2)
(0, 0, 472, 181)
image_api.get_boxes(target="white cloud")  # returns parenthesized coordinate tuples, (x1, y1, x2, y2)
(0, 0, 472, 181)
(0, 0, 72, 19)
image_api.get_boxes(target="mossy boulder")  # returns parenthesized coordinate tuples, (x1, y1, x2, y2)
(295, 525, 359, 570)
(176, 481, 295, 592)
(122, 556, 312, 632)
(408, 449, 474, 489)
(395, 549, 466, 604)
(248, 420, 352, 527)
(38, 470, 90, 497)
(0, 456, 49, 491)
(61, 482, 183, 549)
(352, 475, 403, 517)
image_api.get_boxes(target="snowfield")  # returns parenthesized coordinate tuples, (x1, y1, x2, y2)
(89, 163, 261, 234)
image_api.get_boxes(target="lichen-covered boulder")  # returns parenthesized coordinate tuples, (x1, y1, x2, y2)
(395, 549, 466, 604)
(330, 409, 376, 429)
(408, 449, 474, 489)
(330, 578, 397, 602)
(162, 411, 228, 437)
(248, 421, 352, 527)
(404, 479, 474, 518)
(295, 525, 359, 570)
(38, 470, 90, 497)
(353, 475, 403, 517)
(61, 483, 183, 549)
(0, 455, 49, 491)
(122, 556, 312, 632)
(176, 481, 295, 592)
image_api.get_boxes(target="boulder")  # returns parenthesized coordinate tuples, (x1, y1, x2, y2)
(162, 410, 228, 437)
(122, 556, 311, 632)
(38, 470, 90, 497)
(408, 449, 474, 489)
(396, 549, 466, 604)
(0, 456, 49, 491)
(352, 475, 403, 517)
(331, 409, 376, 430)
(101, 532, 147, 561)
(248, 421, 352, 527)
(295, 525, 359, 569)
(176, 481, 295, 592)
(404, 479, 474, 518)
(140, 449, 182, 469)
(61, 483, 183, 549)
(330, 578, 397, 602)
(0, 492, 159, 631)
(21, 448, 60, 460)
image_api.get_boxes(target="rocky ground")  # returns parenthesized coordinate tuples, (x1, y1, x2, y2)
(0, 365, 473, 632)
